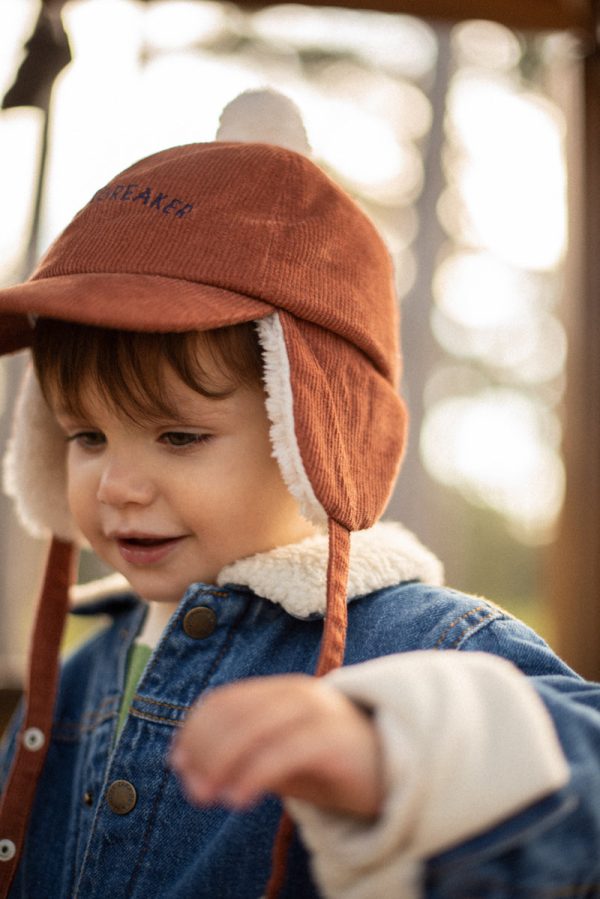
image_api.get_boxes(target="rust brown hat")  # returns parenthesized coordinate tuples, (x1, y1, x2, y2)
(0, 90, 407, 896)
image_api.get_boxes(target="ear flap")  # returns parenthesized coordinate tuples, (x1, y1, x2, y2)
(256, 314, 328, 527)
(3, 364, 80, 542)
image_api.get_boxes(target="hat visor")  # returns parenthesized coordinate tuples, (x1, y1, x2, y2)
(0, 272, 275, 355)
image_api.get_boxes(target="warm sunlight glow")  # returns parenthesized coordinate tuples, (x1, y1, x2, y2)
(0, 0, 39, 98)
(421, 390, 565, 541)
(144, 0, 229, 50)
(0, 108, 44, 282)
(431, 251, 567, 384)
(252, 6, 437, 79)
(446, 71, 566, 270)
(452, 20, 522, 71)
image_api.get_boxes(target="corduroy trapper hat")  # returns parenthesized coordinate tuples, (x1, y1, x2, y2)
(0, 90, 407, 897)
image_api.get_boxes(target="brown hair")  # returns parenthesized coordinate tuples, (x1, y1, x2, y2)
(31, 318, 264, 421)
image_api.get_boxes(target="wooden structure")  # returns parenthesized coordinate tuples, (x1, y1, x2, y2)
(245, 0, 595, 31)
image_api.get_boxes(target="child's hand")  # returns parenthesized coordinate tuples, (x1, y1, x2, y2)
(169, 674, 384, 818)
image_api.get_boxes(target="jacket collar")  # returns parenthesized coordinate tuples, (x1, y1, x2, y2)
(217, 521, 442, 617)
(71, 521, 443, 620)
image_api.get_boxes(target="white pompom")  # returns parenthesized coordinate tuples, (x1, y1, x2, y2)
(216, 88, 311, 156)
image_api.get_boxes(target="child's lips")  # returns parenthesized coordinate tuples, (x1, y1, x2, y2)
(114, 534, 186, 566)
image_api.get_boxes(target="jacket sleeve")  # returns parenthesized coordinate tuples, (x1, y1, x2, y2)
(285, 637, 599, 898)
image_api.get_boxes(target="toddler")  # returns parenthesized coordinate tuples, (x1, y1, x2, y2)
(0, 90, 599, 899)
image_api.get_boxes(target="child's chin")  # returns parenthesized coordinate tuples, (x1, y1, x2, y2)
(136, 587, 186, 605)
(123, 575, 188, 605)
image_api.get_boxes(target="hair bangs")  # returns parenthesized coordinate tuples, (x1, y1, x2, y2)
(31, 320, 264, 423)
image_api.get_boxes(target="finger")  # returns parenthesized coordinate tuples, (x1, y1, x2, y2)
(214, 708, 381, 817)
(215, 726, 333, 809)
(170, 678, 317, 799)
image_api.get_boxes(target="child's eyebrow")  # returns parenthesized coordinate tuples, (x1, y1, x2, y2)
(154, 395, 241, 424)
(53, 408, 230, 426)
(151, 410, 230, 427)
(52, 408, 91, 423)
(52, 399, 240, 429)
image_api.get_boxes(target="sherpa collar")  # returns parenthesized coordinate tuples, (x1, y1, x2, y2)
(71, 521, 443, 620)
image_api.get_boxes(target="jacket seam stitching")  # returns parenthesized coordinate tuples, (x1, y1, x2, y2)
(434, 605, 490, 648)
(55, 694, 118, 724)
(53, 711, 118, 739)
(129, 709, 184, 727)
(446, 612, 500, 649)
(131, 695, 191, 712)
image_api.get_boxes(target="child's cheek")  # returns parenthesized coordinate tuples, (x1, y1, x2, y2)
(65, 461, 106, 553)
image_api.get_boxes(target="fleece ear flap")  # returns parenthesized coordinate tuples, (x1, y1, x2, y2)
(274, 311, 408, 531)
(3, 365, 79, 542)
(256, 314, 327, 527)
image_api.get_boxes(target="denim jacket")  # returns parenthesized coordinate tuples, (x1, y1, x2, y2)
(1, 523, 599, 898)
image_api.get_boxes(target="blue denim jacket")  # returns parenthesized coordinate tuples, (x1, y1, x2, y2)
(2, 578, 600, 898)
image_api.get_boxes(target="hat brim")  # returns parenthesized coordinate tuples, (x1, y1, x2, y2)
(0, 273, 274, 354)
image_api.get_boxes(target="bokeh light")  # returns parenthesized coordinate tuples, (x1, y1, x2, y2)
(422, 29, 569, 543)
(431, 251, 567, 384)
(0, 0, 40, 98)
(252, 5, 438, 80)
(444, 70, 566, 270)
(0, 108, 44, 283)
(421, 389, 565, 542)
(451, 19, 522, 71)
(143, 0, 231, 51)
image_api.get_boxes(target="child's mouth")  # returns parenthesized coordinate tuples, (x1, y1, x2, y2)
(116, 535, 185, 565)
(123, 537, 171, 546)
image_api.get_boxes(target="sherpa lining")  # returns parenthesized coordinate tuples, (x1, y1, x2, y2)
(70, 521, 443, 618)
(256, 314, 328, 527)
(217, 521, 443, 617)
(3, 364, 77, 541)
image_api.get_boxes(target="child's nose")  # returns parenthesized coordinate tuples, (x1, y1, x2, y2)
(96, 458, 156, 507)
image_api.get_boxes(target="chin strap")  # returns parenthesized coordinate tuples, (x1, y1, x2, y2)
(0, 538, 75, 897)
(315, 520, 350, 677)
(265, 519, 350, 899)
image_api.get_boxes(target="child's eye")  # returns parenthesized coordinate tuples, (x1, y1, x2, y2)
(160, 432, 211, 448)
(66, 431, 105, 449)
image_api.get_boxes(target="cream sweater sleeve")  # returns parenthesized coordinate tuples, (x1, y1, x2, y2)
(285, 651, 569, 899)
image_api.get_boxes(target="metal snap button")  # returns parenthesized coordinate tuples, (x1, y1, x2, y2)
(0, 839, 16, 862)
(183, 606, 217, 639)
(83, 790, 94, 807)
(22, 727, 45, 751)
(106, 780, 137, 815)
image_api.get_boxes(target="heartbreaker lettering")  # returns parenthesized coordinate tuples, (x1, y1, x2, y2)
(92, 183, 194, 219)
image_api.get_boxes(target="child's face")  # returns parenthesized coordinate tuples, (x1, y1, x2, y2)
(53, 362, 317, 603)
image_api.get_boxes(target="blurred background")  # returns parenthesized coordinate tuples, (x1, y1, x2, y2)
(0, 0, 598, 729)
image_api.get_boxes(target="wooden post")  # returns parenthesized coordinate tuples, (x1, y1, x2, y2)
(550, 17, 600, 680)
